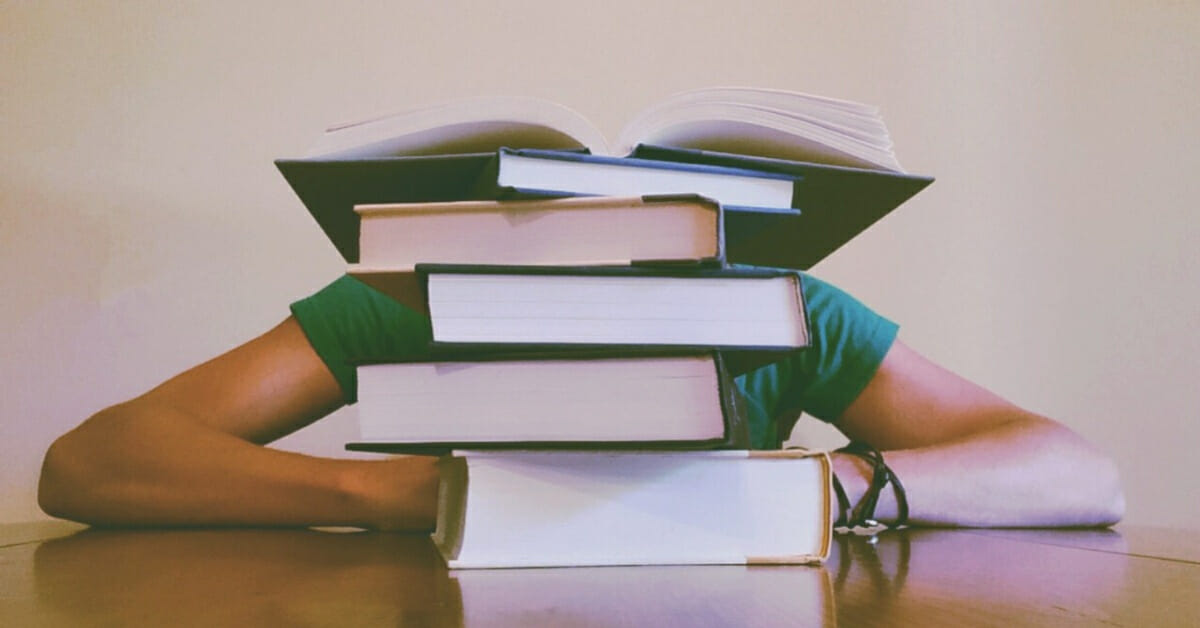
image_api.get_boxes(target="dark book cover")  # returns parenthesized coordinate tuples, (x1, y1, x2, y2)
(276, 153, 495, 263)
(631, 144, 934, 269)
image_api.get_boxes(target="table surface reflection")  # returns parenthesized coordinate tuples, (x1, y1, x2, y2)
(2, 521, 1197, 627)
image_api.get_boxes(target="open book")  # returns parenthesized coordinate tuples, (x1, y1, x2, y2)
(304, 87, 906, 172)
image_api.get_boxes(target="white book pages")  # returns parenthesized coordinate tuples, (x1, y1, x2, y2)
(307, 96, 608, 159)
(302, 87, 902, 171)
(355, 355, 726, 443)
(355, 196, 720, 269)
(440, 450, 830, 568)
(496, 152, 796, 209)
(426, 273, 808, 348)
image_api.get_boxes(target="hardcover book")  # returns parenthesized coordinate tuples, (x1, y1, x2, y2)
(350, 264, 810, 353)
(478, 147, 798, 210)
(353, 195, 724, 270)
(433, 449, 833, 568)
(347, 351, 749, 454)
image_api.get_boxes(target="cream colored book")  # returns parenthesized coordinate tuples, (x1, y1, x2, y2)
(351, 195, 721, 271)
(433, 449, 833, 569)
(418, 265, 810, 350)
(349, 352, 749, 451)
(349, 264, 811, 351)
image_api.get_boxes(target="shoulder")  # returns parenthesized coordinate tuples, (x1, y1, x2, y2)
(794, 272, 900, 420)
(289, 274, 433, 403)
(735, 272, 900, 446)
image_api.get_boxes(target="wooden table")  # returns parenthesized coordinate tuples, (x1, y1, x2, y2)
(2, 521, 1196, 626)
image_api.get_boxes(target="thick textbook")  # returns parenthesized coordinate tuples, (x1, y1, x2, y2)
(301, 87, 905, 171)
(346, 351, 749, 454)
(353, 195, 724, 270)
(347, 266, 805, 377)
(433, 449, 833, 568)
(350, 264, 810, 352)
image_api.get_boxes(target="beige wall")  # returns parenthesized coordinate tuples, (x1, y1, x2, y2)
(4, 1, 1197, 527)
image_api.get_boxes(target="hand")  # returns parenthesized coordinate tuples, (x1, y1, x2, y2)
(348, 456, 441, 532)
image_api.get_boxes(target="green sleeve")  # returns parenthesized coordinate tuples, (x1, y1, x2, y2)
(735, 273, 899, 448)
(289, 275, 433, 403)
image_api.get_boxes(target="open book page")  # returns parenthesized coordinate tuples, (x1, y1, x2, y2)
(623, 87, 889, 147)
(642, 86, 882, 117)
(306, 96, 609, 159)
(617, 87, 901, 171)
(624, 116, 900, 171)
(301, 87, 903, 171)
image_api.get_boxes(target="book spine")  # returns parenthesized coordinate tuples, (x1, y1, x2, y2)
(415, 262, 796, 279)
(744, 554, 825, 566)
(713, 352, 750, 449)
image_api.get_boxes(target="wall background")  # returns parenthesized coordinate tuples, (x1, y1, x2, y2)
(4, 1, 1197, 527)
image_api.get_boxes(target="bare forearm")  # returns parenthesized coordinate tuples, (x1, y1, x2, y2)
(834, 415, 1125, 528)
(38, 402, 438, 530)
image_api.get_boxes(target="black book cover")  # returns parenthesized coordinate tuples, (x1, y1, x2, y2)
(631, 144, 934, 269)
(275, 153, 495, 263)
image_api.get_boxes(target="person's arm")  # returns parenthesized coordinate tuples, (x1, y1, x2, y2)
(38, 316, 439, 530)
(829, 339, 1124, 528)
(41, 316, 1123, 530)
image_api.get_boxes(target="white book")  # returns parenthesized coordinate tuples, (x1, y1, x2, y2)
(351, 195, 722, 271)
(352, 353, 746, 449)
(420, 266, 810, 350)
(434, 449, 833, 569)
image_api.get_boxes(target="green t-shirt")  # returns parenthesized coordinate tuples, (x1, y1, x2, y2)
(290, 273, 898, 449)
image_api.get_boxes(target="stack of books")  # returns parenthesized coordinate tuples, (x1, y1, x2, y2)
(278, 87, 932, 569)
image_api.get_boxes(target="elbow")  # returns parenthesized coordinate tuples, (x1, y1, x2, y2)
(1033, 418, 1125, 527)
(1056, 425, 1125, 527)
(1105, 490, 1127, 527)
(38, 434, 83, 521)
(38, 408, 130, 524)
(1091, 451, 1126, 527)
